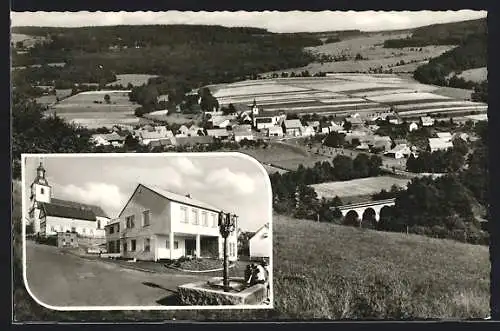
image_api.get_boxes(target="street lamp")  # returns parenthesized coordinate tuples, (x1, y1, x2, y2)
(218, 211, 238, 292)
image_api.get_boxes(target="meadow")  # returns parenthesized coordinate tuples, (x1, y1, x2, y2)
(456, 67, 488, 83)
(241, 143, 331, 171)
(265, 32, 456, 76)
(47, 90, 140, 129)
(106, 74, 159, 87)
(310, 176, 411, 200)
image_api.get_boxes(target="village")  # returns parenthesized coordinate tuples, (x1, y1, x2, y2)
(89, 93, 485, 165)
(11, 11, 492, 320)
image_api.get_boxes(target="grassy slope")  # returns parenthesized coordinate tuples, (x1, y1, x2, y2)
(273, 214, 489, 319)
(13, 181, 490, 320)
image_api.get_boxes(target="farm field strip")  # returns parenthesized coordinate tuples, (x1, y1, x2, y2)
(251, 98, 318, 106)
(51, 105, 136, 113)
(294, 106, 391, 116)
(217, 92, 345, 105)
(367, 92, 451, 103)
(264, 102, 379, 112)
(394, 100, 483, 110)
(318, 97, 372, 104)
(398, 105, 488, 116)
(48, 111, 137, 119)
(350, 89, 419, 97)
(213, 84, 310, 98)
(336, 85, 410, 94)
(77, 90, 132, 95)
(310, 176, 412, 199)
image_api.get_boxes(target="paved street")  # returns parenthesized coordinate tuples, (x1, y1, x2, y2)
(25, 241, 213, 307)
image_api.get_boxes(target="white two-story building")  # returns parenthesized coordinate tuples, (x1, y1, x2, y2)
(105, 184, 238, 262)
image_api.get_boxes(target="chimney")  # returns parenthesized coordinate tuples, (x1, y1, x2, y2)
(185, 194, 191, 199)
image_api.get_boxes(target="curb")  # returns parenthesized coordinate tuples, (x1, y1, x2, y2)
(67, 251, 159, 274)
(99, 258, 159, 274)
(165, 263, 237, 273)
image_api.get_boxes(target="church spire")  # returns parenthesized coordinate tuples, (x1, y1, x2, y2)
(37, 161, 46, 179)
(33, 160, 49, 186)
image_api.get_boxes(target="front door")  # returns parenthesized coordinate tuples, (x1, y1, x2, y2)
(185, 239, 196, 256)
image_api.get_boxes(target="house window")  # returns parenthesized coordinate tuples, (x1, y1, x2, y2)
(109, 226, 114, 234)
(131, 240, 136, 251)
(71, 238, 74, 243)
(40, 188, 45, 195)
(143, 210, 151, 227)
(166, 240, 179, 249)
(126, 215, 135, 229)
(202, 212, 208, 226)
(51, 226, 55, 232)
(116, 224, 120, 233)
(144, 238, 150, 252)
(192, 209, 199, 225)
(180, 206, 188, 223)
(71, 227, 76, 233)
(211, 214, 217, 228)
(97, 220, 101, 229)
(123, 241, 128, 252)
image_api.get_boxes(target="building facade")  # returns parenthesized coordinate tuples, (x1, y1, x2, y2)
(28, 162, 111, 237)
(249, 223, 271, 260)
(105, 184, 238, 262)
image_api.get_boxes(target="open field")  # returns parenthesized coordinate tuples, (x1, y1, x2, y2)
(241, 143, 331, 171)
(310, 176, 411, 199)
(456, 67, 488, 83)
(262, 164, 289, 175)
(273, 214, 490, 319)
(209, 74, 486, 119)
(46, 90, 140, 129)
(263, 32, 455, 76)
(106, 74, 159, 87)
(156, 113, 203, 125)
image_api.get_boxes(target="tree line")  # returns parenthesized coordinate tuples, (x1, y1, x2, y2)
(270, 154, 382, 215)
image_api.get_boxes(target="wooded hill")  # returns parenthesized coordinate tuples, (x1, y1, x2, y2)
(383, 18, 487, 48)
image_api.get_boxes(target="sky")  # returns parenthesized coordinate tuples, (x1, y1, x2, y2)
(10, 10, 487, 33)
(23, 154, 271, 232)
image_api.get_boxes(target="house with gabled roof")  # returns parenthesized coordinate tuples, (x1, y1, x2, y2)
(106, 184, 238, 261)
(283, 119, 303, 137)
(91, 132, 126, 147)
(249, 223, 270, 260)
(28, 162, 111, 238)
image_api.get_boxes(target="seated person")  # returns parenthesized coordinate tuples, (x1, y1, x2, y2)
(244, 264, 253, 285)
(252, 263, 267, 285)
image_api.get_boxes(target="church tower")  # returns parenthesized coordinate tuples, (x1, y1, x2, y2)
(251, 99, 259, 116)
(251, 99, 259, 128)
(29, 161, 51, 234)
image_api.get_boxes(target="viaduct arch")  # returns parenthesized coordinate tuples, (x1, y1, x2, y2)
(332, 198, 396, 222)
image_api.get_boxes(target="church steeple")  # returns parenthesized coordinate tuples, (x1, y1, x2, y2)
(31, 160, 51, 204)
(34, 161, 49, 186)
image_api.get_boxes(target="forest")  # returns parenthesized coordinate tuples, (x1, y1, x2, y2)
(383, 18, 486, 48)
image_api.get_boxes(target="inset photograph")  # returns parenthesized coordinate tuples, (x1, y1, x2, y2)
(22, 153, 273, 310)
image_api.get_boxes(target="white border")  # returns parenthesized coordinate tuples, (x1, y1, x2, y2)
(21, 152, 274, 311)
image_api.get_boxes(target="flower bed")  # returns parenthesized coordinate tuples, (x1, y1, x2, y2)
(167, 257, 233, 272)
